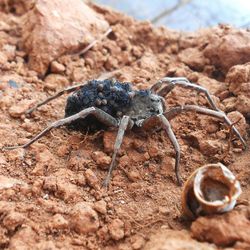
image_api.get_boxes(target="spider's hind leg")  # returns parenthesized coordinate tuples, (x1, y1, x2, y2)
(26, 82, 88, 114)
(3, 107, 118, 150)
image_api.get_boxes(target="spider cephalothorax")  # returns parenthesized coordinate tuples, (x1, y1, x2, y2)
(4, 77, 246, 187)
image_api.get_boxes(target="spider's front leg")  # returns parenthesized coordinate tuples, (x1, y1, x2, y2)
(103, 115, 133, 188)
(142, 115, 182, 186)
(3, 107, 118, 150)
(151, 77, 219, 111)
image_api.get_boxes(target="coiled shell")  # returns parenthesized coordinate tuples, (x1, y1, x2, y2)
(182, 163, 241, 220)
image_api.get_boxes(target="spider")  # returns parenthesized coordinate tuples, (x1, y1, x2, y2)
(4, 77, 246, 187)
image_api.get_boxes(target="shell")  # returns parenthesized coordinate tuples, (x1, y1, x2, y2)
(181, 163, 241, 220)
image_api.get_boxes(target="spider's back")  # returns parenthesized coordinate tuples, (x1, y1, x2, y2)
(65, 79, 133, 130)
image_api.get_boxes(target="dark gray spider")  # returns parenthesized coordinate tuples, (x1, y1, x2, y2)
(4, 77, 246, 187)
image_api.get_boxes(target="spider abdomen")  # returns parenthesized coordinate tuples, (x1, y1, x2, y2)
(64, 79, 133, 130)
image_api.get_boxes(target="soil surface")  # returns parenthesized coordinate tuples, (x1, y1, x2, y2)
(0, 0, 249, 249)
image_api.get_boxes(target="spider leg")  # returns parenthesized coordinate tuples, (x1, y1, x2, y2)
(26, 82, 88, 114)
(103, 115, 131, 188)
(164, 105, 247, 149)
(151, 77, 219, 111)
(142, 115, 182, 186)
(4, 107, 118, 150)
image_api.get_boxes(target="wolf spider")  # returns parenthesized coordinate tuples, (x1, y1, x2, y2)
(4, 77, 246, 187)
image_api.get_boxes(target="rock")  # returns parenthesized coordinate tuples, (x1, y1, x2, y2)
(0, 21, 10, 31)
(225, 63, 250, 117)
(56, 144, 70, 157)
(191, 208, 250, 247)
(32, 147, 56, 175)
(226, 63, 250, 94)
(222, 96, 237, 112)
(0, 201, 15, 214)
(8, 226, 38, 250)
(50, 61, 65, 73)
(148, 143, 161, 158)
(160, 156, 175, 177)
(5, 148, 24, 162)
(3, 0, 36, 15)
(235, 95, 250, 117)
(2, 212, 26, 232)
(131, 235, 145, 250)
(144, 229, 216, 250)
(70, 202, 99, 234)
(85, 169, 99, 189)
(198, 139, 222, 156)
(178, 48, 207, 71)
(93, 200, 107, 214)
(119, 155, 130, 168)
(47, 214, 69, 231)
(108, 218, 125, 241)
(158, 206, 170, 215)
(0, 227, 9, 248)
(9, 99, 35, 118)
(43, 176, 81, 202)
(197, 75, 226, 95)
(126, 170, 141, 182)
(0, 155, 7, 166)
(67, 149, 92, 171)
(21, 0, 109, 75)
(44, 74, 69, 90)
(103, 131, 116, 153)
(92, 151, 111, 170)
(204, 26, 250, 73)
(2, 44, 16, 61)
(0, 52, 8, 65)
(34, 241, 57, 250)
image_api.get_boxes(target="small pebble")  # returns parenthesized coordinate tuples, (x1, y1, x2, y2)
(92, 151, 111, 169)
(85, 169, 99, 189)
(93, 200, 107, 214)
(108, 219, 125, 241)
(50, 61, 65, 73)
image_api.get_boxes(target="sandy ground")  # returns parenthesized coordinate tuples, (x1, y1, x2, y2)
(0, 0, 249, 249)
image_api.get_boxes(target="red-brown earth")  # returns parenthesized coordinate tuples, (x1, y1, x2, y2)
(0, 0, 249, 249)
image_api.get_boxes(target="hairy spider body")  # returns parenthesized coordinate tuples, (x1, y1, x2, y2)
(4, 77, 246, 187)
(65, 79, 164, 130)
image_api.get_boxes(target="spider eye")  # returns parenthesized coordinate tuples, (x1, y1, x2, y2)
(150, 96, 159, 102)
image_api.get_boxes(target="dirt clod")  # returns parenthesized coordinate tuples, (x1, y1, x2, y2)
(85, 169, 99, 189)
(131, 235, 146, 249)
(47, 214, 69, 231)
(50, 61, 66, 74)
(203, 27, 250, 73)
(21, 0, 109, 75)
(70, 202, 100, 234)
(92, 151, 111, 170)
(93, 200, 107, 215)
(108, 218, 125, 241)
(2, 212, 26, 232)
(9, 99, 35, 118)
(191, 208, 250, 247)
(0, 175, 26, 190)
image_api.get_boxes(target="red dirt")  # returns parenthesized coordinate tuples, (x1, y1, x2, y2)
(0, 0, 249, 249)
